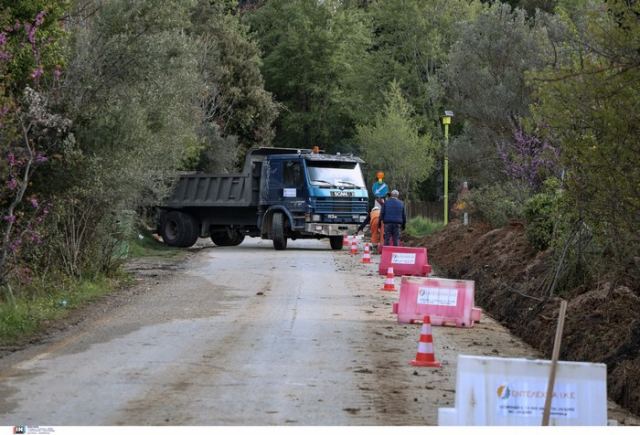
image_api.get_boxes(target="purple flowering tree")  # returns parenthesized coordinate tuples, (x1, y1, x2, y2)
(0, 10, 69, 295)
(498, 128, 560, 190)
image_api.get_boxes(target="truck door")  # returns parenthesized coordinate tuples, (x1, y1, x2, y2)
(260, 158, 306, 205)
(282, 159, 305, 201)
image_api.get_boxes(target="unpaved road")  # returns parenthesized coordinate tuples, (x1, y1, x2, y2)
(0, 238, 637, 425)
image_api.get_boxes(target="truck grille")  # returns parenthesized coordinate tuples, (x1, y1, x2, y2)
(314, 198, 368, 214)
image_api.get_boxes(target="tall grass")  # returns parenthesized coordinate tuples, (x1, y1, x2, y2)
(405, 216, 444, 238)
(0, 276, 118, 345)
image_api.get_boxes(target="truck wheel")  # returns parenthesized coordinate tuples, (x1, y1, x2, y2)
(160, 211, 199, 247)
(272, 212, 287, 250)
(229, 233, 245, 246)
(329, 236, 343, 250)
(211, 231, 245, 247)
(211, 232, 231, 246)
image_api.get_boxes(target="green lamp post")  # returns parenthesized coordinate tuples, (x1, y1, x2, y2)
(442, 110, 454, 225)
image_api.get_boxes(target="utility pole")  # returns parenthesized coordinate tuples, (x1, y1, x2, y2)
(442, 110, 454, 225)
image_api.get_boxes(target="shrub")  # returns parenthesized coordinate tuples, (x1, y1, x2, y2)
(468, 181, 531, 228)
(524, 178, 562, 251)
(405, 217, 444, 238)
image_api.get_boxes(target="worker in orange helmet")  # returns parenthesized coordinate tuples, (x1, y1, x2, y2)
(356, 204, 384, 254)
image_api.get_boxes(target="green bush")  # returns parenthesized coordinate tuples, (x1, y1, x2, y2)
(468, 181, 532, 228)
(524, 178, 562, 251)
(405, 217, 444, 238)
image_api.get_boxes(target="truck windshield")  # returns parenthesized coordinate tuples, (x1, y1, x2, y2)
(306, 161, 365, 189)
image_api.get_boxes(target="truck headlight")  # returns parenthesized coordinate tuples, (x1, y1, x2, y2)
(312, 214, 321, 222)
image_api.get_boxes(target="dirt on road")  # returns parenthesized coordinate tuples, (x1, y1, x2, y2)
(0, 237, 637, 425)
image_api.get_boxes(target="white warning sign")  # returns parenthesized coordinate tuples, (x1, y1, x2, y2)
(417, 286, 458, 306)
(391, 253, 416, 264)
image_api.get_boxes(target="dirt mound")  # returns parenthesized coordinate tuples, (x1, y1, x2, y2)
(404, 220, 640, 416)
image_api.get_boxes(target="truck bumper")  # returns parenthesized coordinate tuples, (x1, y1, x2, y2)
(304, 223, 359, 236)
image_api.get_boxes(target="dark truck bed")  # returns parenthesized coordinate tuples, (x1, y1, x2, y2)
(166, 173, 256, 208)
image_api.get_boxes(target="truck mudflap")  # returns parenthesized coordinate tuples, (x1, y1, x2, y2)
(304, 223, 359, 236)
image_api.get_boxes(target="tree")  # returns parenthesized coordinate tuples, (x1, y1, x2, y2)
(355, 81, 437, 197)
(245, 0, 371, 151)
(367, 0, 483, 132)
(190, 0, 278, 171)
(530, 0, 640, 280)
(445, 2, 554, 185)
(54, 0, 203, 274)
(0, 2, 70, 296)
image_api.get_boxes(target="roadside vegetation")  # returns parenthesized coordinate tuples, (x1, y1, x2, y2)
(405, 217, 444, 239)
(127, 229, 183, 259)
(0, 275, 121, 345)
(0, 0, 637, 350)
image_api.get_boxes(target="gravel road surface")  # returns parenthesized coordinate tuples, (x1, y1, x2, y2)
(0, 238, 636, 425)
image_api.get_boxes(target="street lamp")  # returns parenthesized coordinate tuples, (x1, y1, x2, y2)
(441, 110, 454, 225)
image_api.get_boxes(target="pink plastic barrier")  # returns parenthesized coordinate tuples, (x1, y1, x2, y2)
(392, 277, 483, 327)
(378, 246, 432, 276)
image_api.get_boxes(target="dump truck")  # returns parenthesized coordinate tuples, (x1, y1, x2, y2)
(157, 147, 369, 250)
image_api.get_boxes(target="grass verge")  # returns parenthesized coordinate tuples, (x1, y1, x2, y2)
(0, 229, 183, 347)
(405, 216, 444, 238)
(0, 274, 123, 346)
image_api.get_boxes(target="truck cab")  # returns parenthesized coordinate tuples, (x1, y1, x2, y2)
(258, 150, 368, 249)
(158, 147, 369, 250)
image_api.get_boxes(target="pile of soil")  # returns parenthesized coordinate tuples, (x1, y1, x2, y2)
(405, 219, 640, 416)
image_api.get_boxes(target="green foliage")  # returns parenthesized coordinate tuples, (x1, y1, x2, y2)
(468, 181, 532, 228)
(501, 0, 558, 14)
(446, 2, 553, 185)
(0, 0, 69, 94)
(405, 216, 444, 238)
(356, 82, 437, 196)
(246, 0, 372, 151)
(530, 0, 640, 279)
(191, 0, 278, 170)
(367, 0, 483, 131)
(524, 178, 562, 250)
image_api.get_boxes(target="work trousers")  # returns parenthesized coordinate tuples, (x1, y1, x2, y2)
(383, 223, 401, 246)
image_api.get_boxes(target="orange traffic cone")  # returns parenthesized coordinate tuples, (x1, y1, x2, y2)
(361, 243, 372, 264)
(381, 267, 396, 291)
(343, 234, 350, 250)
(410, 315, 441, 368)
(350, 238, 358, 255)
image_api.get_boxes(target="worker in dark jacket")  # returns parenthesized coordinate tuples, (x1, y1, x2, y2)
(379, 189, 406, 246)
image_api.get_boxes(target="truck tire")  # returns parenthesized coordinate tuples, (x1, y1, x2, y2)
(160, 211, 199, 247)
(229, 233, 245, 246)
(211, 230, 245, 247)
(329, 236, 343, 250)
(272, 212, 287, 250)
(211, 232, 231, 246)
